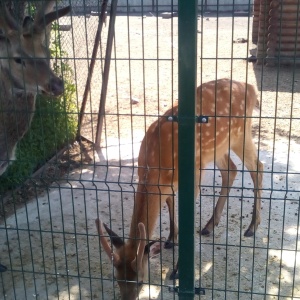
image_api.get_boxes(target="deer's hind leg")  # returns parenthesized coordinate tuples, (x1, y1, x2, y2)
(232, 136, 263, 237)
(201, 153, 237, 235)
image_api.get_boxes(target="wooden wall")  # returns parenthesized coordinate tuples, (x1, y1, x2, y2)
(253, 0, 300, 65)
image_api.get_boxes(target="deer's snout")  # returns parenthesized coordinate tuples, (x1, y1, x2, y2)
(48, 77, 64, 96)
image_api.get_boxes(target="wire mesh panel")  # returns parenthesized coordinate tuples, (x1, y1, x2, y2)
(0, 0, 299, 299)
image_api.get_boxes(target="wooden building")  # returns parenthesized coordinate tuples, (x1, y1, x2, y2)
(253, 0, 300, 65)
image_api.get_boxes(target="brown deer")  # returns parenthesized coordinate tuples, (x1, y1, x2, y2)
(0, 1, 71, 175)
(96, 78, 263, 300)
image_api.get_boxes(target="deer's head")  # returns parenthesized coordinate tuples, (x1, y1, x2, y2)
(95, 219, 158, 300)
(0, 1, 71, 96)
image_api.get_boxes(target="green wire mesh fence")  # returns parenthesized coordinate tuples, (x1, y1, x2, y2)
(0, 0, 300, 299)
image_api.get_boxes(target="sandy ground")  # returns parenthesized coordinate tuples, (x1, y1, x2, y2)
(1, 12, 300, 300)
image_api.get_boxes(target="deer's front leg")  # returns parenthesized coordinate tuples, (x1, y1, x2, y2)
(164, 195, 178, 249)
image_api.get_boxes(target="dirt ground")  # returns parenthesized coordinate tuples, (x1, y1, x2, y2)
(1, 11, 300, 300)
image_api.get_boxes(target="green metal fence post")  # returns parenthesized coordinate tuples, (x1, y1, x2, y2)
(178, 0, 198, 299)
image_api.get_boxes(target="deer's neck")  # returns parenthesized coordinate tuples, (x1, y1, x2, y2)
(0, 73, 37, 129)
(128, 184, 160, 246)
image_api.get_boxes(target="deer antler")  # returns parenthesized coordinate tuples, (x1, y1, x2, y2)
(95, 218, 121, 266)
(0, 2, 19, 32)
(40, 1, 56, 14)
(35, 4, 71, 29)
(19, 1, 71, 38)
(34, 0, 55, 27)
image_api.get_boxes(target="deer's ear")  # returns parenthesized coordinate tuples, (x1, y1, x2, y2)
(103, 223, 124, 249)
(22, 16, 34, 34)
(23, 16, 34, 29)
(95, 219, 121, 266)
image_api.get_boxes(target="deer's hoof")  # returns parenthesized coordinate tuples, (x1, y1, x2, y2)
(244, 228, 255, 237)
(169, 270, 179, 280)
(201, 228, 211, 236)
(164, 240, 175, 249)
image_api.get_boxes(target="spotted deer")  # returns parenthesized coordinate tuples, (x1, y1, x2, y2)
(0, 1, 71, 175)
(96, 78, 263, 300)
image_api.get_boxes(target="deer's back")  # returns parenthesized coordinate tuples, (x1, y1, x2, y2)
(138, 79, 258, 182)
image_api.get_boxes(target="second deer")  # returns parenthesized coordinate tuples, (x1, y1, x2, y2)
(0, 1, 71, 175)
(97, 78, 263, 300)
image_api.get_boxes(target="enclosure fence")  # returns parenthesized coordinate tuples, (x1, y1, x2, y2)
(0, 0, 300, 299)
